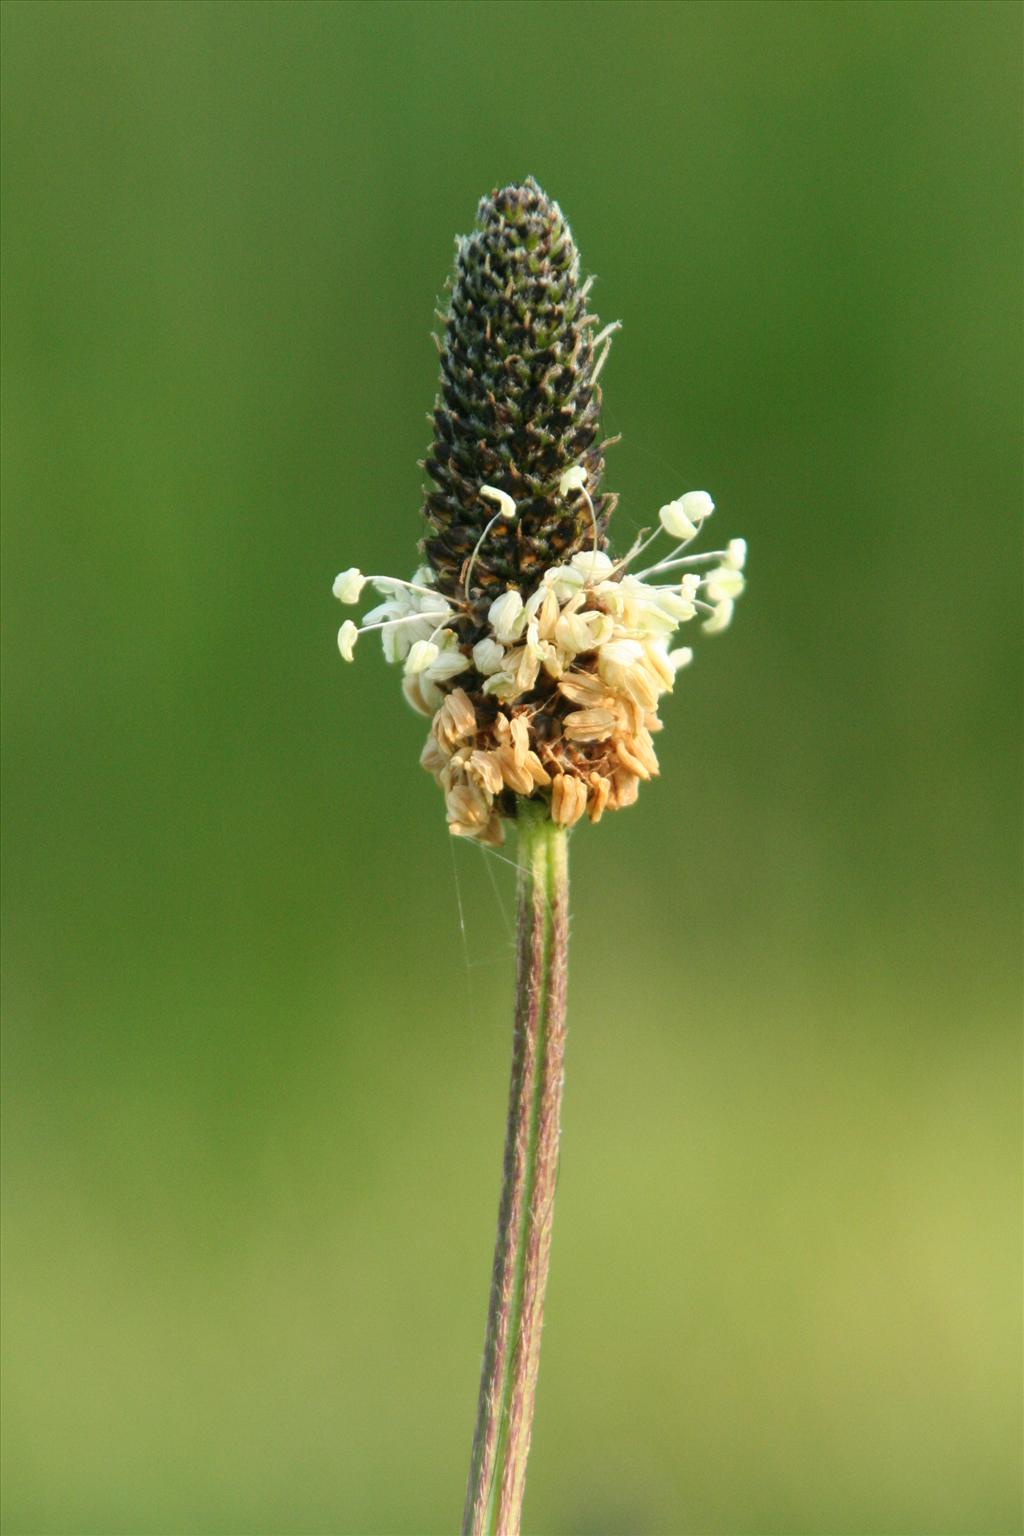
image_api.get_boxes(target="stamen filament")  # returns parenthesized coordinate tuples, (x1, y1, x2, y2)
(637, 550, 728, 578)
(358, 609, 452, 636)
(590, 319, 621, 385)
(369, 575, 448, 602)
(427, 616, 458, 645)
(463, 512, 505, 601)
(609, 524, 670, 577)
(580, 482, 600, 556)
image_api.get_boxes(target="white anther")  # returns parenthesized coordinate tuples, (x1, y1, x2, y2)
(570, 550, 614, 582)
(704, 566, 746, 603)
(405, 639, 439, 675)
(559, 465, 588, 498)
(554, 611, 597, 656)
(726, 538, 747, 570)
(427, 649, 471, 683)
(332, 568, 367, 604)
(544, 564, 585, 602)
(481, 671, 517, 699)
(655, 589, 698, 623)
(480, 485, 517, 521)
(598, 637, 645, 689)
(472, 636, 506, 675)
(488, 589, 527, 643)
(337, 620, 359, 661)
(703, 598, 735, 634)
(679, 490, 714, 523)
(659, 501, 698, 541)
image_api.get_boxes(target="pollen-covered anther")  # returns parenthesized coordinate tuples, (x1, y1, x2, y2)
(554, 610, 596, 656)
(495, 749, 536, 796)
(528, 755, 552, 788)
(597, 640, 661, 713)
(551, 774, 588, 827)
(610, 769, 640, 808)
(434, 687, 478, 750)
(612, 738, 646, 781)
(563, 708, 618, 743)
(644, 644, 677, 692)
(420, 733, 450, 777)
(446, 782, 494, 839)
(403, 676, 437, 716)
(615, 723, 659, 781)
(558, 670, 610, 707)
(585, 772, 611, 823)
(480, 715, 544, 795)
(507, 715, 530, 769)
(467, 750, 506, 798)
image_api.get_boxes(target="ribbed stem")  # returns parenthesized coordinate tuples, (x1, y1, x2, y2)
(462, 802, 570, 1536)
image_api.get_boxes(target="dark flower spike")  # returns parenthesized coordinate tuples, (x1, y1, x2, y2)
(421, 177, 618, 608)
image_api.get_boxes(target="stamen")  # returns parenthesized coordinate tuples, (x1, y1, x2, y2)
(463, 485, 518, 599)
(702, 598, 735, 634)
(636, 550, 729, 578)
(405, 639, 439, 675)
(480, 485, 517, 521)
(357, 609, 452, 636)
(337, 620, 359, 661)
(332, 568, 367, 604)
(617, 491, 716, 579)
(590, 319, 621, 386)
(580, 482, 601, 557)
(609, 522, 677, 578)
(558, 465, 600, 557)
(426, 615, 459, 646)
(368, 574, 449, 603)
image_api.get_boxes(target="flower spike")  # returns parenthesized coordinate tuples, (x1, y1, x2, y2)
(332, 179, 746, 845)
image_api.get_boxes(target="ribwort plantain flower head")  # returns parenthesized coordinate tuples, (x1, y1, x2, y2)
(333, 178, 746, 846)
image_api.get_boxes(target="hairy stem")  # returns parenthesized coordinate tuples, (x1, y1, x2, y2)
(462, 801, 570, 1536)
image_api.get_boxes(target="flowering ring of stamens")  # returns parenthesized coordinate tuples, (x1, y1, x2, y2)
(334, 475, 745, 845)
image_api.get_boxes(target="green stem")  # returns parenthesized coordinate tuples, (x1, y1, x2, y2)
(462, 801, 570, 1536)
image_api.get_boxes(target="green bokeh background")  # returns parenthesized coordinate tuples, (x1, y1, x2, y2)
(2, 3, 1020, 1533)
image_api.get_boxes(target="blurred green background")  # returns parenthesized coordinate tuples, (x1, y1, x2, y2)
(2, 2, 1020, 1533)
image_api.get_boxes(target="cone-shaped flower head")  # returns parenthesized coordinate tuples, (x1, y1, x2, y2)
(422, 177, 616, 607)
(332, 179, 746, 846)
